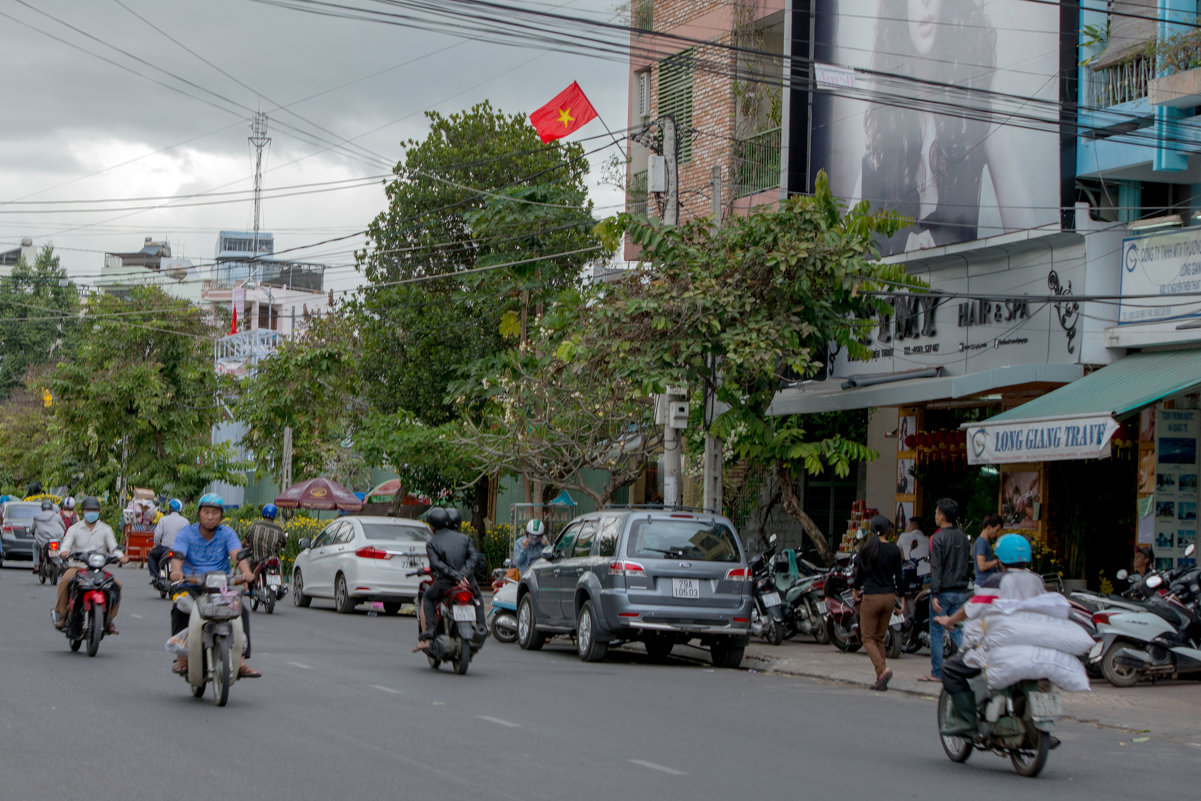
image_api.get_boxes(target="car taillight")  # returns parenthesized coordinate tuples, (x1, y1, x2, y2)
(354, 546, 392, 560)
(609, 561, 645, 576)
(1092, 612, 1112, 625)
(725, 567, 751, 581)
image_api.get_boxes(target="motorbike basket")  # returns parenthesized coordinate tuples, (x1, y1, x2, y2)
(197, 591, 242, 620)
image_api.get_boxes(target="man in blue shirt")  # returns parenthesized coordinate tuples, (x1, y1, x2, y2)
(168, 493, 260, 678)
(974, 513, 1003, 585)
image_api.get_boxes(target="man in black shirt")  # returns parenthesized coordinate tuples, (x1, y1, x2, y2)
(924, 497, 972, 681)
(415, 508, 484, 651)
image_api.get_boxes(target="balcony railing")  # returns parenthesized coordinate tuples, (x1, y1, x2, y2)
(1090, 56, 1153, 108)
(733, 127, 781, 197)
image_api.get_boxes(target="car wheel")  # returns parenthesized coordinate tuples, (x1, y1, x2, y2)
(576, 601, 608, 662)
(710, 639, 745, 669)
(516, 595, 545, 651)
(292, 570, 311, 608)
(334, 574, 355, 614)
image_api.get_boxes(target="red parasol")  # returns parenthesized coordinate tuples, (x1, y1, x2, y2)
(365, 478, 431, 505)
(275, 477, 363, 512)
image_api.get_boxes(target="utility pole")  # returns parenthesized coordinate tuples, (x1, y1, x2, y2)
(660, 387, 687, 508)
(702, 166, 723, 514)
(248, 112, 271, 286)
(661, 115, 678, 226)
(281, 426, 293, 490)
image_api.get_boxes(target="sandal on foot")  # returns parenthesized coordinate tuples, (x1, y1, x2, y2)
(874, 669, 894, 691)
(172, 662, 188, 675)
(917, 674, 940, 682)
(237, 664, 261, 678)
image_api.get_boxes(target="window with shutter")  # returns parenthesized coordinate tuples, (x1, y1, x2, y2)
(657, 50, 694, 163)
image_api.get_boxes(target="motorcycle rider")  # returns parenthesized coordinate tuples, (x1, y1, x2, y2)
(54, 496, 127, 634)
(148, 499, 189, 582)
(513, 519, 548, 574)
(244, 503, 287, 571)
(933, 533, 1047, 736)
(414, 507, 485, 651)
(31, 499, 65, 575)
(59, 496, 78, 532)
(167, 493, 261, 678)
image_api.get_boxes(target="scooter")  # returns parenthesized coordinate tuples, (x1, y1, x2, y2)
(782, 570, 829, 643)
(938, 677, 1062, 778)
(37, 536, 63, 585)
(170, 570, 248, 707)
(1088, 545, 1201, 687)
(151, 549, 176, 599)
(247, 555, 286, 614)
(57, 551, 120, 657)
(410, 567, 486, 675)
(749, 537, 785, 645)
(489, 567, 519, 643)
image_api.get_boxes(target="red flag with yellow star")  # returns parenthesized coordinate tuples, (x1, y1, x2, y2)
(529, 82, 597, 143)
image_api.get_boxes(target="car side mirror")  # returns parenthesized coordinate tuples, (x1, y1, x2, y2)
(298, 538, 311, 550)
(541, 545, 557, 561)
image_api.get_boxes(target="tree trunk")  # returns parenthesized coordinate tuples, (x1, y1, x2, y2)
(775, 461, 834, 565)
(386, 482, 406, 517)
(471, 475, 490, 536)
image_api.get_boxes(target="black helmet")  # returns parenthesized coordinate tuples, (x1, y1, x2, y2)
(81, 496, 101, 512)
(426, 507, 451, 531)
(445, 508, 462, 530)
(41, 499, 54, 511)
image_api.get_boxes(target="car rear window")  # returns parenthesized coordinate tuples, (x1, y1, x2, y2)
(625, 519, 741, 562)
(4, 503, 40, 520)
(360, 522, 430, 543)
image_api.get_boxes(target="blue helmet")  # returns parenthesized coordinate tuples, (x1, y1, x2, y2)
(197, 492, 224, 512)
(169, 498, 182, 512)
(994, 533, 1032, 566)
(262, 503, 278, 520)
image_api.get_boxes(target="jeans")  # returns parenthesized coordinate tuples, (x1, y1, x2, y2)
(930, 590, 966, 678)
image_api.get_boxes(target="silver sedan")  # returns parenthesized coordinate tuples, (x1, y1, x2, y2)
(291, 516, 430, 614)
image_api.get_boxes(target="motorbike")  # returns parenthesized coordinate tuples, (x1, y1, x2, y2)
(1088, 544, 1201, 687)
(36, 535, 63, 585)
(749, 537, 785, 645)
(938, 677, 1062, 778)
(170, 569, 248, 707)
(57, 551, 120, 657)
(151, 549, 177, 599)
(247, 555, 286, 614)
(489, 574, 519, 643)
(782, 571, 829, 643)
(823, 555, 901, 658)
(409, 567, 486, 675)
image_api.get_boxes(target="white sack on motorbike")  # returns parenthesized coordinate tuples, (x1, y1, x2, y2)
(989, 591, 1070, 619)
(979, 611, 1095, 656)
(979, 644, 1090, 692)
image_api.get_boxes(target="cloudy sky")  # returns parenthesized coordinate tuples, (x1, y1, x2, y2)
(0, 0, 632, 295)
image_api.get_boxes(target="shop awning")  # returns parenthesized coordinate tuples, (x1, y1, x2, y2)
(966, 350, 1201, 464)
(767, 363, 1084, 416)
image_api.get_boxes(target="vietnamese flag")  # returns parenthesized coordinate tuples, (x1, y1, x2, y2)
(529, 82, 597, 143)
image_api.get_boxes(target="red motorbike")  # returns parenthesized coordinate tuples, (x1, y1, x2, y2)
(407, 567, 485, 675)
(59, 551, 121, 657)
(247, 556, 286, 614)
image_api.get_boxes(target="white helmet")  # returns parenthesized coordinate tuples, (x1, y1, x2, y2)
(525, 519, 546, 538)
(63, 496, 75, 510)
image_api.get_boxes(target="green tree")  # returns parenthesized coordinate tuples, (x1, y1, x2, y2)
(0, 245, 80, 398)
(584, 172, 920, 562)
(47, 286, 242, 499)
(0, 365, 74, 489)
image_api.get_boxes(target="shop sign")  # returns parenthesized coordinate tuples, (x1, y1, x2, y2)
(1119, 229, 1201, 324)
(966, 415, 1120, 465)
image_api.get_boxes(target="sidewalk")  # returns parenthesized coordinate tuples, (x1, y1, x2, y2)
(744, 637, 1201, 745)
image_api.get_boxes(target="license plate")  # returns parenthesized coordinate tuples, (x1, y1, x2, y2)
(451, 604, 476, 622)
(1027, 691, 1061, 718)
(762, 592, 781, 607)
(672, 578, 700, 599)
(890, 613, 904, 627)
(266, 575, 281, 587)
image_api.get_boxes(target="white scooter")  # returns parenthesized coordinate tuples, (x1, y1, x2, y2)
(1088, 544, 1201, 687)
(171, 570, 247, 706)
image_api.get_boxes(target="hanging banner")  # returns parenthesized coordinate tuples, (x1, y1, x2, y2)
(966, 415, 1120, 465)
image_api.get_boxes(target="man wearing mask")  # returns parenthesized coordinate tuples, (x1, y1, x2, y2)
(513, 519, 548, 574)
(54, 496, 127, 634)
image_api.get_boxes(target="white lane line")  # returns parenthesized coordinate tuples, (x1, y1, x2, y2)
(287, 661, 313, 670)
(628, 759, 687, 776)
(477, 715, 521, 728)
(370, 685, 403, 695)
(130, 614, 145, 619)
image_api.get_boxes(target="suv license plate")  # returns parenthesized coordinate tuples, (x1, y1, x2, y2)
(672, 578, 700, 599)
(451, 604, 476, 622)
(762, 592, 781, 607)
(1027, 691, 1061, 718)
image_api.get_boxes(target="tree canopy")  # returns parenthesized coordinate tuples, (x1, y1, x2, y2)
(0, 245, 79, 398)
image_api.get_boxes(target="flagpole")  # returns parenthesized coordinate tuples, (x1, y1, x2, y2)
(591, 110, 628, 160)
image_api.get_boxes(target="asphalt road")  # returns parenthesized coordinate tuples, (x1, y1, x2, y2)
(2, 561, 1195, 800)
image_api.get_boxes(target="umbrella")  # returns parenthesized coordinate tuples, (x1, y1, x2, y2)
(275, 477, 363, 512)
(365, 478, 431, 507)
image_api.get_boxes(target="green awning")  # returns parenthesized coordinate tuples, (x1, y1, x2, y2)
(985, 350, 1201, 424)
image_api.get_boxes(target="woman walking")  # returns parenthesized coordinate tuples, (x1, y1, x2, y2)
(853, 514, 905, 691)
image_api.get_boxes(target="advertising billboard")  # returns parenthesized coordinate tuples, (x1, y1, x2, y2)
(812, 0, 1062, 257)
(1119, 229, 1201, 324)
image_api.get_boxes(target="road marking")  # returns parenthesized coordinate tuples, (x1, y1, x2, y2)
(628, 759, 687, 776)
(370, 684, 403, 694)
(287, 661, 312, 670)
(477, 715, 520, 728)
(130, 614, 145, 619)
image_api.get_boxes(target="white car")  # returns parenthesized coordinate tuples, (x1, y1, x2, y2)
(291, 516, 430, 614)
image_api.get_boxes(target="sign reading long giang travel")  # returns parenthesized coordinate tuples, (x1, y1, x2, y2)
(966, 415, 1120, 465)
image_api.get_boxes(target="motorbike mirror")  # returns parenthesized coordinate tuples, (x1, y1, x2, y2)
(503, 558, 512, 567)
(1146, 574, 1164, 589)
(298, 537, 311, 550)
(235, 547, 252, 562)
(1116, 569, 1128, 581)
(1186, 544, 1196, 558)
(769, 533, 778, 544)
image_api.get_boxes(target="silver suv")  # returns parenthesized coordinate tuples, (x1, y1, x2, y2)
(515, 508, 753, 667)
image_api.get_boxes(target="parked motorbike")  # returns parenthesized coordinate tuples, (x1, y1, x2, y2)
(823, 556, 901, 658)
(247, 555, 286, 614)
(409, 567, 486, 675)
(57, 551, 120, 657)
(938, 677, 1062, 777)
(749, 537, 785, 645)
(489, 566, 519, 644)
(782, 571, 828, 644)
(170, 570, 248, 707)
(1089, 545, 1201, 687)
(37, 536, 63, 585)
